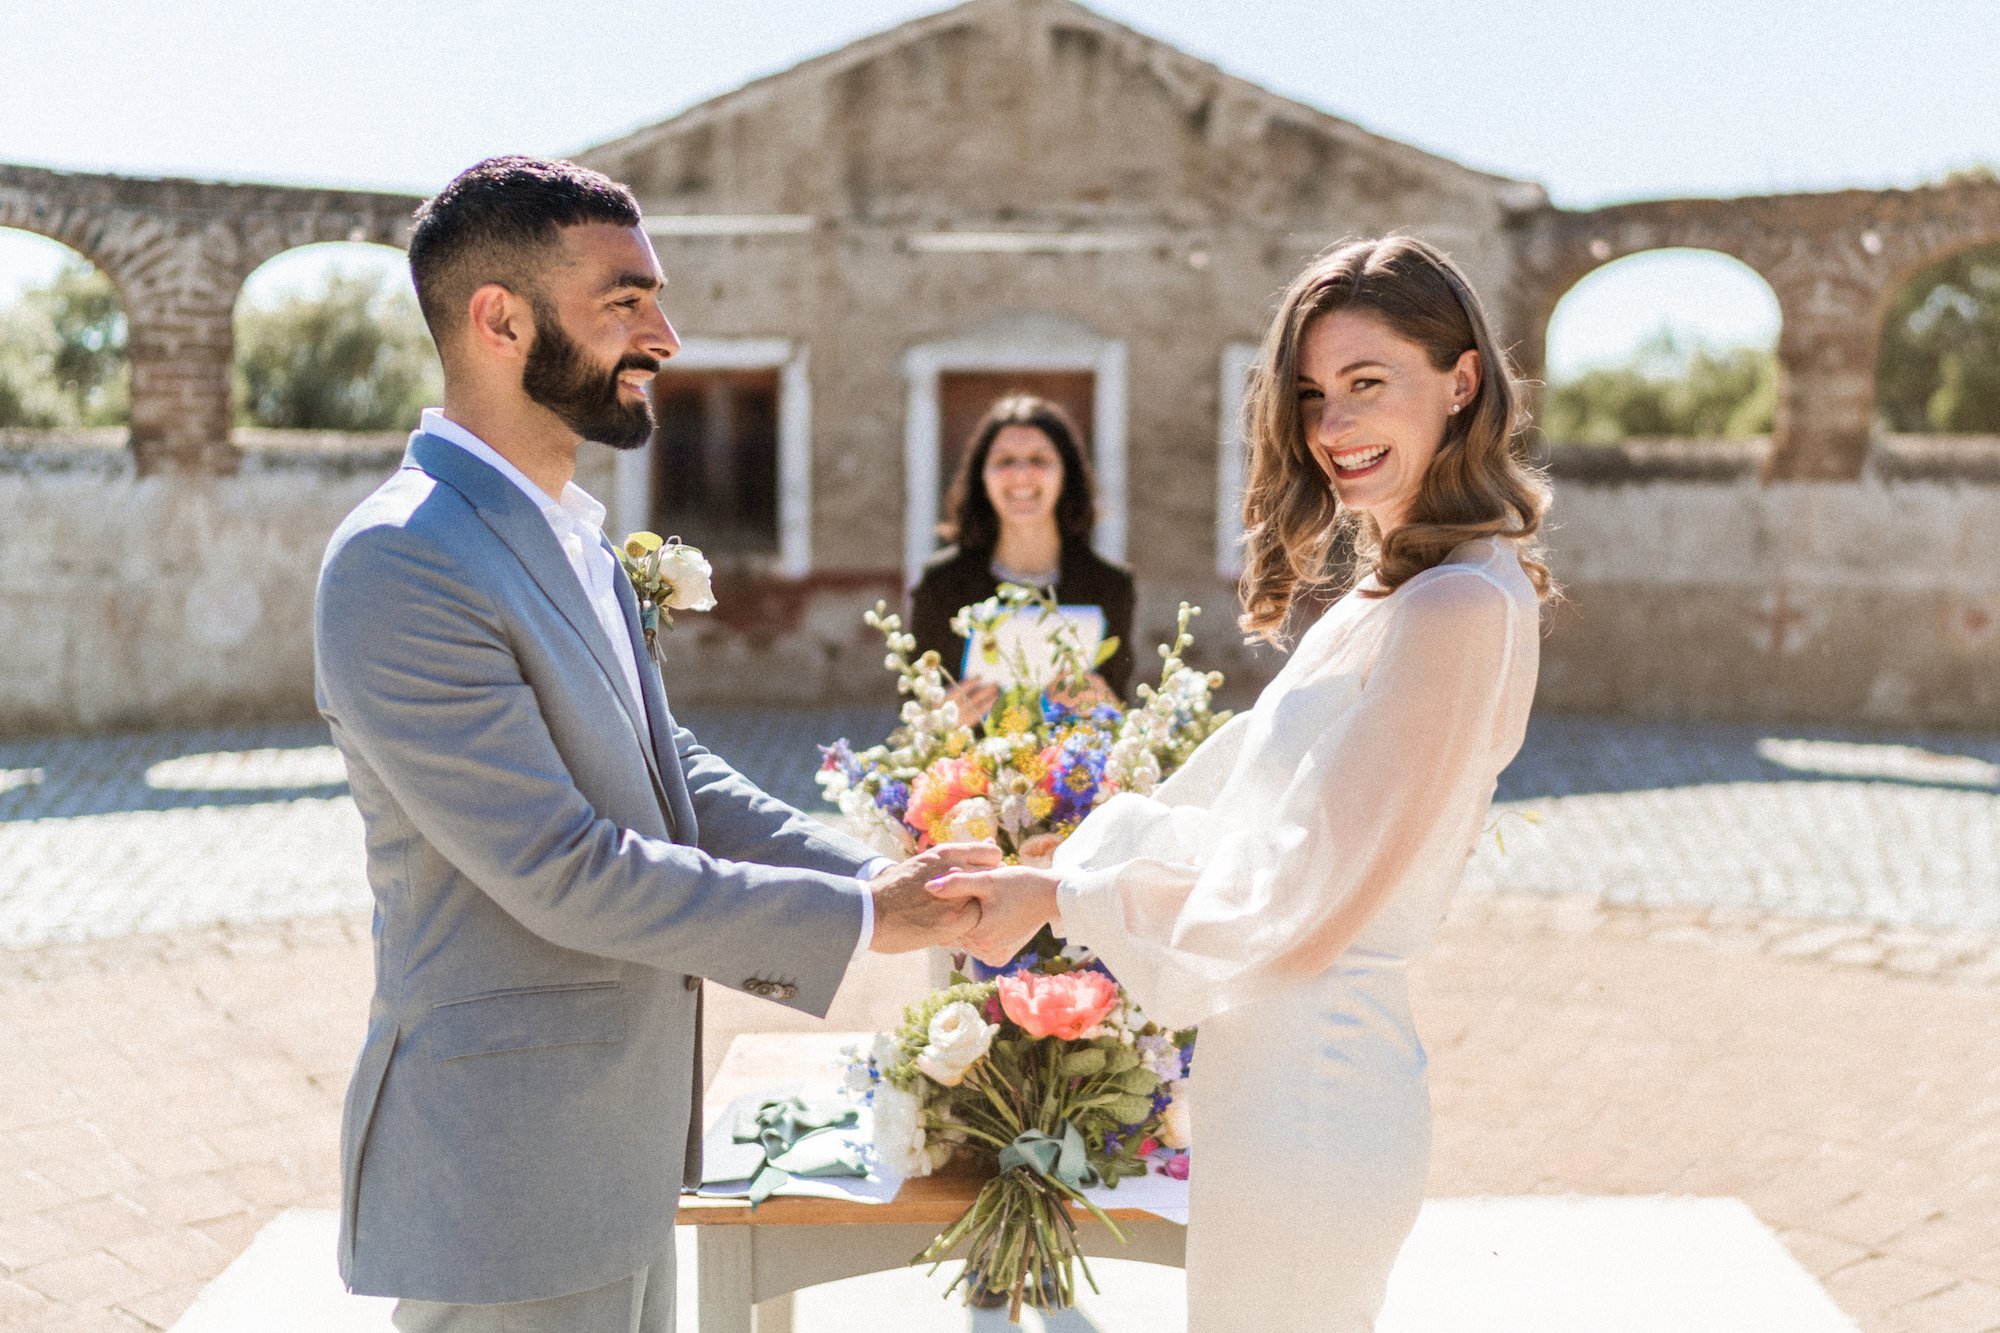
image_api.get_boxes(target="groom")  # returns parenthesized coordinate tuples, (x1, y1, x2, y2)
(314, 156, 995, 1331)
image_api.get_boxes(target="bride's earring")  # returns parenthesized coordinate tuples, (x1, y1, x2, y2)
(1447, 402, 1462, 415)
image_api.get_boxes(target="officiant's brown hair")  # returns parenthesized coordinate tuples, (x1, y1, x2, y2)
(1236, 236, 1553, 645)
(938, 394, 1099, 553)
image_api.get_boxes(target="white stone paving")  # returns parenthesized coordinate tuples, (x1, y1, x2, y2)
(3, 709, 1998, 952)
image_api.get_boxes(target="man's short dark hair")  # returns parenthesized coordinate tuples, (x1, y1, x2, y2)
(408, 156, 641, 344)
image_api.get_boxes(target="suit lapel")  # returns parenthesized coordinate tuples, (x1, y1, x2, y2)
(407, 433, 668, 804)
(609, 542, 699, 843)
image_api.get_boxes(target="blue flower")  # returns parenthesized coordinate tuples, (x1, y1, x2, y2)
(875, 779, 911, 819)
(818, 740, 864, 783)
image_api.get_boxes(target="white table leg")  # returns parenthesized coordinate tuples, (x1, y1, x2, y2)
(754, 1290, 795, 1332)
(696, 1228, 754, 1333)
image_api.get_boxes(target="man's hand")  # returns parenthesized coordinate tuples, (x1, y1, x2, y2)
(866, 842, 1003, 953)
(928, 865, 1063, 966)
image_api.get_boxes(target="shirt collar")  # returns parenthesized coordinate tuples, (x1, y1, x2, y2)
(420, 407, 607, 532)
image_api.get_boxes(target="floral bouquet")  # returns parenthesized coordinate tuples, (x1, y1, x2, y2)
(818, 586, 1226, 1317)
(616, 531, 716, 663)
(847, 952, 1194, 1320)
(816, 585, 1230, 865)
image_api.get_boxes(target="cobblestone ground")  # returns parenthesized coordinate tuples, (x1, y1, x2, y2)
(2, 708, 1998, 1331)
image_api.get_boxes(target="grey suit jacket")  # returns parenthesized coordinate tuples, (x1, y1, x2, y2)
(314, 432, 877, 1304)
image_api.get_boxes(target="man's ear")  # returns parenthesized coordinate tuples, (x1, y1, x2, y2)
(465, 283, 532, 360)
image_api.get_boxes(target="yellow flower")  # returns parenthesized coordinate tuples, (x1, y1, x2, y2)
(998, 707, 1033, 736)
(1027, 790, 1055, 821)
(944, 731, 970, 757)
(624, 531, 664, 559)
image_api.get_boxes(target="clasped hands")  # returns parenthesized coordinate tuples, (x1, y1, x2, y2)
(865, 843, 1065, 964)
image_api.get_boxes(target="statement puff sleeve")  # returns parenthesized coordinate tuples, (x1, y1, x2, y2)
(1054, 567, 1525, 1029)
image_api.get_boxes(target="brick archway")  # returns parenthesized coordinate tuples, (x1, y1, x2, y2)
(0, 165, 418, 474)
(1506, 178, 2000, 480)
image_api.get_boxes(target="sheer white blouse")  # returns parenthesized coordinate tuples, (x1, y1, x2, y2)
(1053, 537, 1541, 1030)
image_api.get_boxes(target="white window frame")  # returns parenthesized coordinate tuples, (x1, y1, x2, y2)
(900, 313, 1128, 588)
(614, 336, 813, 578)
(1216, 341, 1259, 579)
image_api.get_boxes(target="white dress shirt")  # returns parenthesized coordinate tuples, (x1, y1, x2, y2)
(421, 409, 877, 952)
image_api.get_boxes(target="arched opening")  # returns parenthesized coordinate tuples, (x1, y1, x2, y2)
(232, 242, 438, 432)
(1878, 241, 2000, 435)
(1542, 249, 1781, 444)
(0, 229, 129, 432)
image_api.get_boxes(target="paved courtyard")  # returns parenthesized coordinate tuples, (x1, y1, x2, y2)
(2, 708, 1999, 1330)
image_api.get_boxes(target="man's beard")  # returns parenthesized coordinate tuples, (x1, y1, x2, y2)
(521, 302, 657, 451)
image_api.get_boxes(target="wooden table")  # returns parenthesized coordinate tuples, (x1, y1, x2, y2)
(682, 1033, 1188, 1333)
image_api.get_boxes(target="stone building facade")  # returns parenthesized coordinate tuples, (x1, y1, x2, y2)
(1, 0, 1998, 732)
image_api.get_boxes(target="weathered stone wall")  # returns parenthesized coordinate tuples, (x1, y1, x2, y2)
(0, 435, 398, 734)
(4, 433, 1995, 734)
(1540, 472, 2000, 726)
(2, 0, 1998, 732)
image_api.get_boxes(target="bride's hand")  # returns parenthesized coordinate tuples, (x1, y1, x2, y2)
(929, 866, 1062, 966)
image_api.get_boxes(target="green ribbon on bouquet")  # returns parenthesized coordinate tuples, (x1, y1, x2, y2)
(997, 1121, 1101, 1192)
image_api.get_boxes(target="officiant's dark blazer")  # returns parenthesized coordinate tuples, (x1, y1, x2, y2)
(314, 432, 878, 1304)
(908, 543, 1137, 697)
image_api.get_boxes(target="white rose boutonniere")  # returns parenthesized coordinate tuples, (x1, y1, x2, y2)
(619, 531, 717, 660)
(914, 1000, 999, 1088)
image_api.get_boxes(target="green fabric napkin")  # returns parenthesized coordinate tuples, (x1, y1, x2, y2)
(732, 1093, 864, 1203)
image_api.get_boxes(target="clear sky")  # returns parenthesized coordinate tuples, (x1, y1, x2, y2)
(3, 0, 1996, 372)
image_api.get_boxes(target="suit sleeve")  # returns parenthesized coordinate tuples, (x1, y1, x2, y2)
(315, 522, 864, 1016)
(669, 722, 882, 873)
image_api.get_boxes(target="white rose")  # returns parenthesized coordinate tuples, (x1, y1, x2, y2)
(914, 1001, 998, 1087)
(657, 544, 717, 611)
(1159, 1080, 1192, 1150)
(870, 1083, 933, 1178)
(938, 796, 997, 843)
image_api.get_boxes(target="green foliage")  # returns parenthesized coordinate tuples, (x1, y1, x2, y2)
(234, 268, 441, 430)
(0, 260, 129, 428)
(1877, 244, 2000, 434)
(1542, 328, 1776, 443)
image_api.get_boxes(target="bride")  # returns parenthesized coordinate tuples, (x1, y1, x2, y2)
(932, 236, 1554, 1330)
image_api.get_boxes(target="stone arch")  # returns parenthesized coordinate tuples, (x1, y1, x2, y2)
(1540, 247, 1781, 444)
(0, 164, 418, 473)
(230, 240, 436, 432)
(1875, 237, 2000, 436)
(0, 226, 132, 432)
(1511, 178, 2000, 479)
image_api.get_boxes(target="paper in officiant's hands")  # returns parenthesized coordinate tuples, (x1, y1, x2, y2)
(961, 604, 1107, 692)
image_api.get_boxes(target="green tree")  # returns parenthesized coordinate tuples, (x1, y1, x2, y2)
(1542, 328, 1777, 443)
(234, 268, 441, 430)
(1877, 244, 2000, 434)
(0, 258, 129, 428)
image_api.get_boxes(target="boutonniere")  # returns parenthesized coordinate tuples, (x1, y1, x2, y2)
(619, 531, 716, 661)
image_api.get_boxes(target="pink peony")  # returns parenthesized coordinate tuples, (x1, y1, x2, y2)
(996, 970, 1119, 1042)
(1162, 1151, 1190, 1181)
(905, 756, 992, 847)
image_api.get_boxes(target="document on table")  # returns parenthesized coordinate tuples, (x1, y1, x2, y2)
(1081, 1172, 1189, 1225)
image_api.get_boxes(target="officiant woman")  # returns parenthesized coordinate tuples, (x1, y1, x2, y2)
(908, 393, 1137, 706)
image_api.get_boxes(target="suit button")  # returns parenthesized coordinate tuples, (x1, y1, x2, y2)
(771, 983, 798, 1002)
(683, 974, 701, 992)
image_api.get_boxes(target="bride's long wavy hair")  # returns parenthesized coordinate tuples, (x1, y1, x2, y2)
(1236, 236, 1554, 645)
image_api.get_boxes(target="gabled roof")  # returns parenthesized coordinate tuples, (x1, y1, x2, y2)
(578, 0, 1544, 211)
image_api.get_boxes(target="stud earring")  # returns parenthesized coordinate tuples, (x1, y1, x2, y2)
(1448, 403, 1462, 415)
